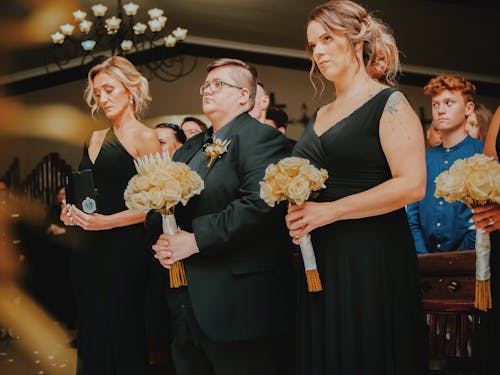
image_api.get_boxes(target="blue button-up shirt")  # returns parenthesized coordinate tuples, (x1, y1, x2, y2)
(407, 135, 484, 254)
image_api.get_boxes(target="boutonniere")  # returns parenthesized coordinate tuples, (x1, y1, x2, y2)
(204, 137, 231, 168)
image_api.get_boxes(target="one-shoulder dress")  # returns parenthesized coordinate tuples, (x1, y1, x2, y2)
(71, 128, 149, 375)
(292, 88, 424, 375)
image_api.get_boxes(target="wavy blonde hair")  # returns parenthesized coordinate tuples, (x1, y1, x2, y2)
(84, 56, 151, 118)
(306, 0, 401, 94)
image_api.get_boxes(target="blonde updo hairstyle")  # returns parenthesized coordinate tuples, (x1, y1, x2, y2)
(84, 56, 151, 119)
(307, 0, 401, 93)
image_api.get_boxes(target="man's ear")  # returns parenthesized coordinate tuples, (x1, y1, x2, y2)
(239, 88, 251, 105)
(262, 94, 270, 108)
(465, 101, 475, 117)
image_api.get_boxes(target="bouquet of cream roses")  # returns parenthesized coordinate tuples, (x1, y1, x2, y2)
(434, 153, 500, 311)
(124, 152, 204, 288)
(260, 157, 328, 292)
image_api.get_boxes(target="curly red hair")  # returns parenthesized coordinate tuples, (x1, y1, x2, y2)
(423, 75, 476, 103)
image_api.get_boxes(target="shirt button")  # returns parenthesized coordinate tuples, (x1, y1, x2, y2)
(439, 201, 444, 205)
(444, 160, 449, 164)
(437, 222, 441, 227)
(446, 149, 450, 152)
(437, 244, 441, 248)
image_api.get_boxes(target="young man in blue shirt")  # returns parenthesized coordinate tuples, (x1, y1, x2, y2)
(407, 75, 484, 254)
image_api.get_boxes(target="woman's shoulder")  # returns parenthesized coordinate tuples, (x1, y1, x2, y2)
(88, 128, 109, 146)
(134, 123, 161, 155)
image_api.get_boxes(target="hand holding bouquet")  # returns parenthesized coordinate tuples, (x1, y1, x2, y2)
(260, 157, 328, 292)
(434, 153, 500, 310)
(124, 152, 204, 288)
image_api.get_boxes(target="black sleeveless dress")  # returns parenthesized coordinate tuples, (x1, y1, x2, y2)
(479, 129, 500, 374)
(292, 88, 424, 375)
(72, 128, 149, 375)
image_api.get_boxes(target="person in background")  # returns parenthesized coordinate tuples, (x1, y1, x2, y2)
(248, 80, 270, 123)
(471, 105, 500, 375)
(265, 106, 297, 147)
(285, 1, 426, 374)
(155, 123, 186, 158)
(46, 186, 66, 236)
(425, 121, 442, 149)
(407, 75, 483, 255)
(465, 103, 493, 140)
(60, 56, 161, 375)
(180, 116, 208, 140)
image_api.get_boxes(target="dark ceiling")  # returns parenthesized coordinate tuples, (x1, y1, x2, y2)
(1, 0, 499, 96)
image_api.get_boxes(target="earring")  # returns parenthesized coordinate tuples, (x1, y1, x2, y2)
(130, 96, 133, 104)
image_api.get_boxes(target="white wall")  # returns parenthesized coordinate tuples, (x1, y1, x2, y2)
(1, 55, 498, 179)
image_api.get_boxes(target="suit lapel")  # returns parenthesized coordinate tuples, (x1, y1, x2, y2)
(173, 133, 206, 164)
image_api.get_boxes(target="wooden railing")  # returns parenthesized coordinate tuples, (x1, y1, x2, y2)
(2, 157, 20, 192)
(22, 153, 72, 207)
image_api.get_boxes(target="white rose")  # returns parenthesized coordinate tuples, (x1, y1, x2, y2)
(287, 175, 311, 205)
(466, 170, 494, 201)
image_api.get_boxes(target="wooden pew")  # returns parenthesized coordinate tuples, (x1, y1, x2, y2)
(418, 250, 479, 372)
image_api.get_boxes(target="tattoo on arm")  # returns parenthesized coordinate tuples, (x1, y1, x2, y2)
(384, 91, 408, 115)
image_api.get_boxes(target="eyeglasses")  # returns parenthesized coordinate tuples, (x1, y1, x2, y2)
(199, 79, 244, 95)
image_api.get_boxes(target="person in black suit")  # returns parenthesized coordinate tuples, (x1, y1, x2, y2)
(149, 58, 295, 375)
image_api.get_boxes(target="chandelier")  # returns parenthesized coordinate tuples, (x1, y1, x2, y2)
(46, 0, 196, 82)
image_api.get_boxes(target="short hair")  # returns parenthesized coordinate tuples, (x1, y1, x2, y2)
(155, 123, 187, 144)
(266, 107, 289, 129)
(85, 56, 151, 118)
(307, 0, 400, 88)
(207, 58, 258, 109)
(181, 116, 208, 132)
(423, 75, 476, 103)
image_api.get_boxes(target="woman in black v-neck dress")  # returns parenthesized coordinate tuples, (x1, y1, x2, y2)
(473, 106, 500, 375)
(60, 56, 161, 375)
(285, 2, 426, 374)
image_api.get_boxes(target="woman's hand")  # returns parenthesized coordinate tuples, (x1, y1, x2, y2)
(285, 201, 336, 244)
(69, 204, 110, 231)
(60, 201, 75, 226)
(472, 204, 500, 234)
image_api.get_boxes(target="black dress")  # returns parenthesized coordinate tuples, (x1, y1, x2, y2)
(479, 130, 500, 375)
(293, 88, 424, 375)
(72, 128, 149, 375)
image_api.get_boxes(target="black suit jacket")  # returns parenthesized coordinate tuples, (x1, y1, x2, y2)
(147, 112, 295, 343)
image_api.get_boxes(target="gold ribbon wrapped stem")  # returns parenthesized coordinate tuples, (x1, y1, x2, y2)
(474, 228, 491, 311)
(299, 234, 323, 292)
(161, 213, 188, 288)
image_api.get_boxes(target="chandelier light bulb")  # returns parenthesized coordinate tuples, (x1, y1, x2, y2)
(123, 3, 139, 16)
(91, 4, 108, 17)
(121, 40, 133, 51)
(148, 8, 164, 19)
(60, 24, 75, 36)
(148, 19, 162, 32)
(51, 32, 65, 44)
(81, 40, 96, 51)
(172, 27, 187, 41)
(79, 20, 93, 33)
(73, 10, 87, 22)
(164, 35, 176, 47)
(133, 22, 147, 35)
(105, 16, 122, 34)
(157, 16, 167, 28)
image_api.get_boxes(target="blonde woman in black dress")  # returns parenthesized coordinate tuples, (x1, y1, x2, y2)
(61, 56, 161, 375)
(285, 1, 426, 374)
